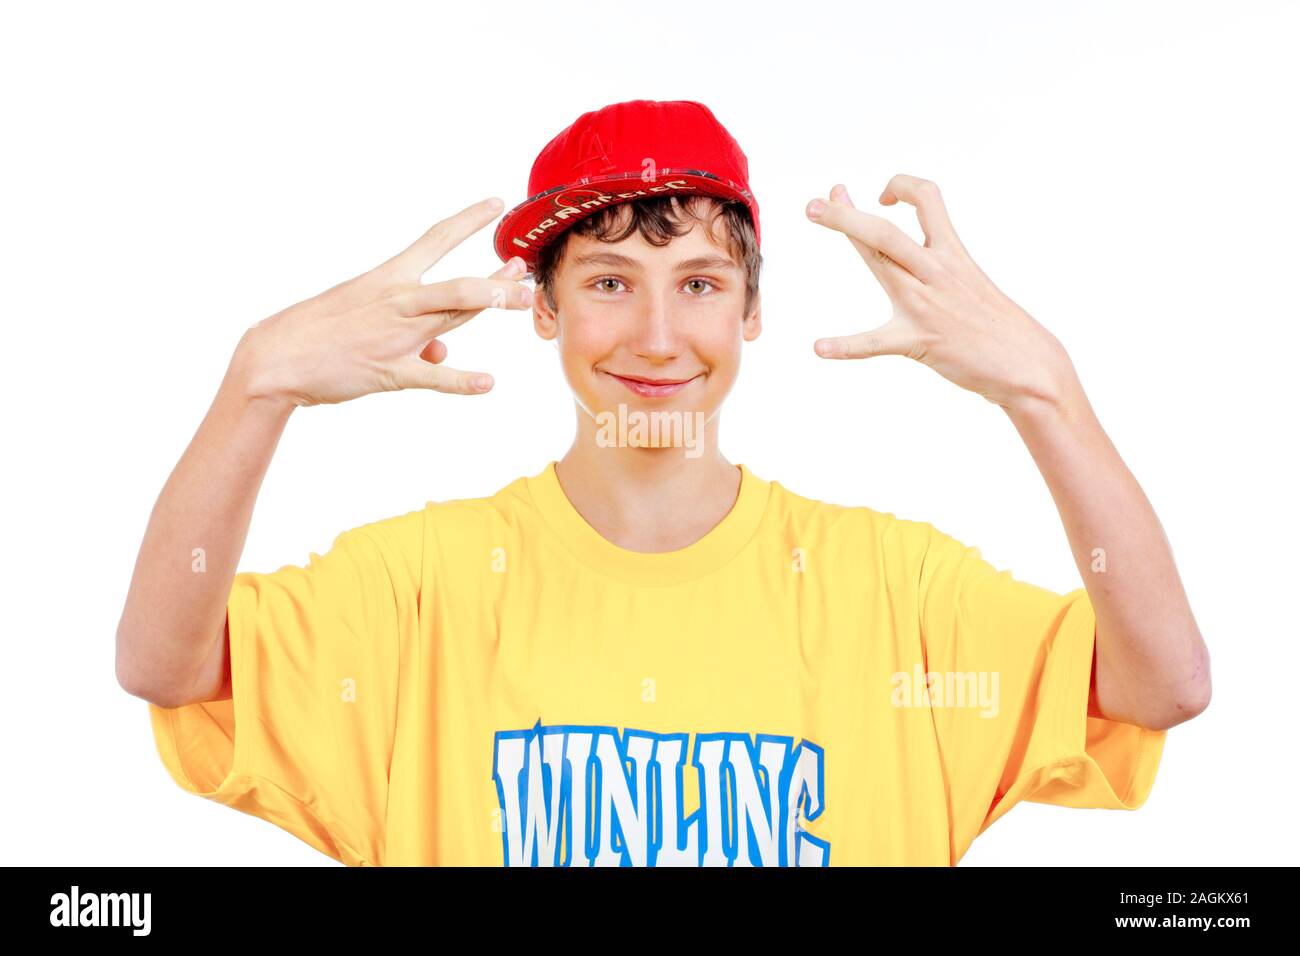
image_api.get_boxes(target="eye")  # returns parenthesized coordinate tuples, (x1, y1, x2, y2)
(593, 276, 626, 294)
(684, 277, 717, 295)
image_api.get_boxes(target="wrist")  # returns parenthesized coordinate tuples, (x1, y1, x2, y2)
(998, 335, 1086, 418)
(1003, 369, 1093, 434)
(226, 326, 298, 416)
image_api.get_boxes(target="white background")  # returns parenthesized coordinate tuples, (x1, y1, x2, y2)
(1, 0, 1295, 866)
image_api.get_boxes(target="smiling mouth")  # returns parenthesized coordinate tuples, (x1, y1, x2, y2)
(602, 370, 702, 398)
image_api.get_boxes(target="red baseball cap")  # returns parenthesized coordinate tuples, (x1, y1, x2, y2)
(493, 99, 760, 270)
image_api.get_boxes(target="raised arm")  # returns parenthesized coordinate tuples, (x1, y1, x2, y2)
(115, 196, 533, 708)
(806, 175, 1211, 732)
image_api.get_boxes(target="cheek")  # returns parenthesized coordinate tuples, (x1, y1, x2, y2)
(693, 319, 744, 369)
(557, 307, 618, 352)
(556, 313, 617, 379)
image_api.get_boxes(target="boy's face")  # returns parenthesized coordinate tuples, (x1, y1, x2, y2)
(532, 208, 761, 436)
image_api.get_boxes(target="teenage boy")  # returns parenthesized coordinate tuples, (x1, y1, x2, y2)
(118, 99, 1210, 866)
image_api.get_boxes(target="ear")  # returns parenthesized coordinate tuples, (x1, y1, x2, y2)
(533, 284, 559, 341)
(742, 289, 762, 342)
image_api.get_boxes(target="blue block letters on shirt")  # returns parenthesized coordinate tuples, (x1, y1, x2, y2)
(492, 721, 830, 867)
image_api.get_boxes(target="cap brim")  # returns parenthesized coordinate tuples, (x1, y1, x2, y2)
(493, 168, 755, 268)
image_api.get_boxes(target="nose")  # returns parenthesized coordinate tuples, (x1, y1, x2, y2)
(627, 286, 683, 362)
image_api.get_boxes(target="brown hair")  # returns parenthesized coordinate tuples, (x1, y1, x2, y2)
(529, 193, 762, 319)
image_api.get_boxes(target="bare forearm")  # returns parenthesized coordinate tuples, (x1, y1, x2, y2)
(115, 332, 294, 705)
(1004, 374, 1211, 730)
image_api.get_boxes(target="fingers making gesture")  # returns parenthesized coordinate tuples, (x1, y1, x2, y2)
(806, 175, 1075, 411)
(239, 197, 534, 407)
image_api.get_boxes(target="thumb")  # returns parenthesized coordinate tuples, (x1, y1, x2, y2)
(814, 317, 914, 360)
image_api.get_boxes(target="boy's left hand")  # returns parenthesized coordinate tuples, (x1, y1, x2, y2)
(806, 175, 1078, 412)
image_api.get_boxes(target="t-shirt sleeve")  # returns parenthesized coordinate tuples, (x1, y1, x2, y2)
(146, 516, 420, 866)
(911, 519, 1166, 860)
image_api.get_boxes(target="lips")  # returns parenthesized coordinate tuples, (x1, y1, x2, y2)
(603, 370, 700, 398)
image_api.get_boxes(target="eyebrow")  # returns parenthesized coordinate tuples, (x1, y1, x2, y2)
(568, 252, 739, 273)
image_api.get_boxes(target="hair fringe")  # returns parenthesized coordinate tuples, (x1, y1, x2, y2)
(530, 194, 761, 317)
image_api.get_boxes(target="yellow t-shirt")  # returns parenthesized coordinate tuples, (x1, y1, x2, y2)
(147, 460, 1165, 866)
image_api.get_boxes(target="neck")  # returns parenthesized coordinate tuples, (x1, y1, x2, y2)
(555, 403, 739, 553)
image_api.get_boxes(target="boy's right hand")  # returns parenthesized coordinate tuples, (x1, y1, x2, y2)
(234, 196, 533, 407)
